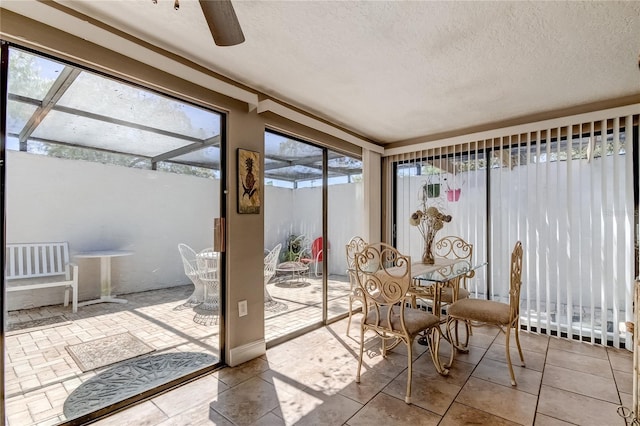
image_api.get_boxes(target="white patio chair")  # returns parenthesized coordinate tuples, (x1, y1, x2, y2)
(264, 243, 282, 303)
(196, 248, 220, 312)
(178, 243, 205, 307)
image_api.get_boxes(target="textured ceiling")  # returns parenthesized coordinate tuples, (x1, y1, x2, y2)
(2, 0, 640, 145)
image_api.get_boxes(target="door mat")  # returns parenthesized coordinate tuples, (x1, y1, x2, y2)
(63, 352, 218, 419)
(6, 315, 71, 335)
(65, 332, 155, 372)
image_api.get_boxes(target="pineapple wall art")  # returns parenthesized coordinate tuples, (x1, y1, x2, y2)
(238, 148, 261, 214)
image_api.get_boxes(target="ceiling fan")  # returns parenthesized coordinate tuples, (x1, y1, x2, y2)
(154, 0, 245, 47)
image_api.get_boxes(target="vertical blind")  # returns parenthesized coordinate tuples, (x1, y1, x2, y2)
(385, 112, 638, 348)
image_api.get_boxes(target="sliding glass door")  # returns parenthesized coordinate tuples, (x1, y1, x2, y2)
(389, 114, 638, 349)
(2, 43, 225, 424)
(263, 132, 323, 342)
(327, 151, 364, 323)
(263, 131, 364, 343)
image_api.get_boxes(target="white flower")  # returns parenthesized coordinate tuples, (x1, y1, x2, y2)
(409, 210, 423, 226)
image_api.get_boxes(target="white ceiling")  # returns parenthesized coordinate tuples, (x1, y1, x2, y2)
(3, 0, 640, 145)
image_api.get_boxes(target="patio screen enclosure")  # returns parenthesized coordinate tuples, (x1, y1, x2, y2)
(388, 112, 639, 349)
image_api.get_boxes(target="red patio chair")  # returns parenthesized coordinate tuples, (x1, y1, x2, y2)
(300, 237, 327, 277)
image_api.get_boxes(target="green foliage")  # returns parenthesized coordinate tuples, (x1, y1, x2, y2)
(281, 234, 307, 262)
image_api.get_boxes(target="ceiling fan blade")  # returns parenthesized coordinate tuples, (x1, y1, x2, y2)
(199, 0, 245, 47)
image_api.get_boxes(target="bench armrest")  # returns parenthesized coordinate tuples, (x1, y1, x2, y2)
(65, 262, 79, 281)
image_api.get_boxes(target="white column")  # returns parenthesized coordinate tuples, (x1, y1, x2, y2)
(363, 148, 381, 243)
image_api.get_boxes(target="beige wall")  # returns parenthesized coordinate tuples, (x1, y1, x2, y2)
(0, 10, 377, 366)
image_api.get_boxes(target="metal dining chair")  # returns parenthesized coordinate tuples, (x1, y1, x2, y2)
(409, 236, 474, 313)
(354, 242, 449, 404)
(446, 241, 525, 386)
(345, 236, 367, 336)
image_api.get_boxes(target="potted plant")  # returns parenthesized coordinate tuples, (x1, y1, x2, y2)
(421, 175, 441, 200)
(281, 234, 307, 262)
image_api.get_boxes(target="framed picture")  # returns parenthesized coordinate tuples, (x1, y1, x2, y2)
(237, 148, 261, 214)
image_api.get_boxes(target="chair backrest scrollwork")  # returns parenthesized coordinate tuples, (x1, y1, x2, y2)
(434, 236, 472, 261)
(346, 236, 367, 271)
(434, 236, 474, 289)
(354, 243, 412, 332)
(509, 241, 524, 322)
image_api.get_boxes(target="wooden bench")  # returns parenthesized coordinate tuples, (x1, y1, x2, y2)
(5, 242, 78, 313)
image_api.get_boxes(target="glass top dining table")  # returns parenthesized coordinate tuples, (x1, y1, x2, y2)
(409, 259, 488, 318)
(409, 259, 488, 346)
(412, 259, 488, 284)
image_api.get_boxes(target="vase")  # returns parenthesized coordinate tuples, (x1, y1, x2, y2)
(422, 233, 435, 264)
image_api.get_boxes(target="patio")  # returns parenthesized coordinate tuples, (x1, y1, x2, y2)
(3, 274, 351, 425)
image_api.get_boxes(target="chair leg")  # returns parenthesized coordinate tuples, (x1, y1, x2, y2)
(356, 327, 365, 383)
(505, 327, 517, 386)
(426, 327, 449, 376)
(405, 337, 413, 404)
(514, 323, 526, 367)
(381, 332, 387, 357)
(264, 284, 273, 303)
(64, 287, 70, 308)
(458, 320, 471, 350)
(346, 296, 353, 336)
(443, 319, 456, 368)
(72, 284, 78, 313)
(446, 317, 470, 353)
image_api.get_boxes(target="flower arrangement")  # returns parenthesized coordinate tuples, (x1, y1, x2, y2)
(409, 206, 452, 264)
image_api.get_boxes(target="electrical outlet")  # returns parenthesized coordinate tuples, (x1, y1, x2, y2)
(238, 300, 248, 317)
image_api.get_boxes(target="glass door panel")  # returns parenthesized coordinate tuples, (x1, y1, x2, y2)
(327, 152, 364, 323)
(264, 131, 323, 342)
(3, 46, 224, 424)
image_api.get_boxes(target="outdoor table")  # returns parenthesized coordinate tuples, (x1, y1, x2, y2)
(275, 261, 309, 286)
(75, 250, 133, 306)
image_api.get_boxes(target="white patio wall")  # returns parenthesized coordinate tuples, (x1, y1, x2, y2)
(264, 182, 364, 275)
(5, 151, 218, 310)
(5, 151, 362, 310)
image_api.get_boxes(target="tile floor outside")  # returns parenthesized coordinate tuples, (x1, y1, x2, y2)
(3, 274, 352, 425)
(89, 315, 635, 426)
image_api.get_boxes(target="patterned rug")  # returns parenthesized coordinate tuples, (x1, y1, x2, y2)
(6, 315, 70, 335)
(65, 332, 155, 372)
(63, 352, 218, 420)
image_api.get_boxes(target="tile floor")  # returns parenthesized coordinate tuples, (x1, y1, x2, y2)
(3, 275, 352, 425)
(264, 274, 352, 342)
(91, 315, 634, 426)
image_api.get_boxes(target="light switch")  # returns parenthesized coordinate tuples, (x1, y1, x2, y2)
(238, 300, 248, 317)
